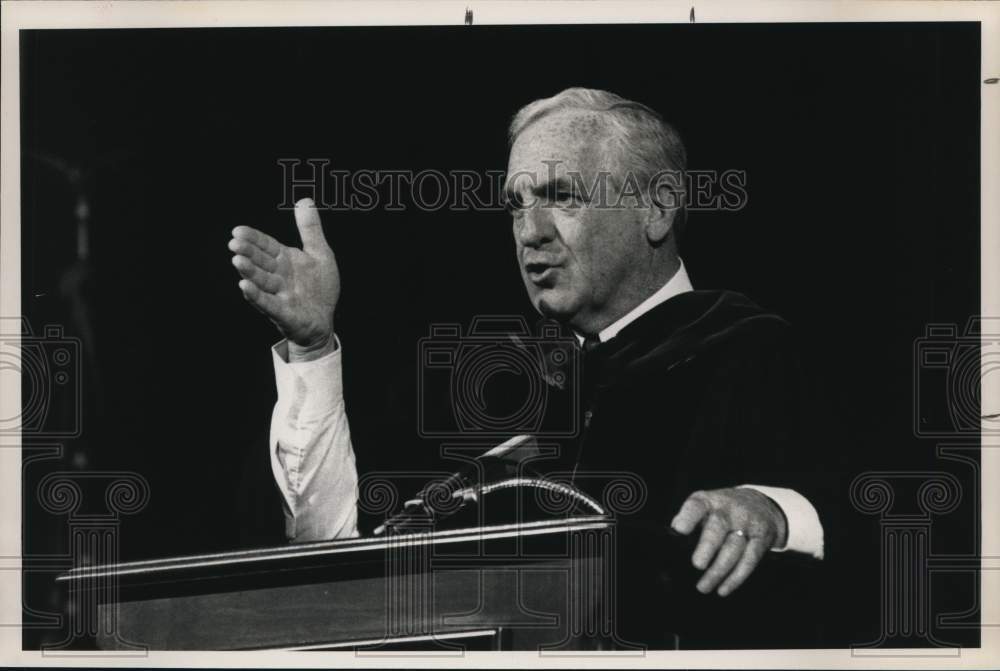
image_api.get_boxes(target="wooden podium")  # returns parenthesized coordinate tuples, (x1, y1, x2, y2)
(57, 516, 624, 651)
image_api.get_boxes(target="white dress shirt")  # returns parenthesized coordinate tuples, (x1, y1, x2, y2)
(269, 261, 823, 558)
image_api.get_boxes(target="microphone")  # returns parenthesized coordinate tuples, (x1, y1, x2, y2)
(373, 434, 539, 535)
(480, 432, 537, 460)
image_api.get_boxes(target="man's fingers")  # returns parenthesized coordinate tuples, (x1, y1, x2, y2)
(670, 488, 776, 596)
(239, 279, 283, 319)
(671, 492, 710, 535)
(232, 255, 283, 294)
(232, 225, 282, 257)
(293, 198, 331, 255)
(228, 238, 278, 273)
(717, 537, 769, 597)
(697, 532, 746, 594)
(691, 513, 729, 570)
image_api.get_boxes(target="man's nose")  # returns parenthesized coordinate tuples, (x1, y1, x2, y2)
(515, 205, 556, 248)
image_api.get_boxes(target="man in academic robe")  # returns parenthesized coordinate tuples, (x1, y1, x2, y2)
(228, 88, 835, 647)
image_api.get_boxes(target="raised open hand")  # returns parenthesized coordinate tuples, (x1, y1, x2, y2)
(229, 198, 340, 361)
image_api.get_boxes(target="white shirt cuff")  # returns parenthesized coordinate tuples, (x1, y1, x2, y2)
(739, 484, 824, 559)
(271, 336, 343, 423)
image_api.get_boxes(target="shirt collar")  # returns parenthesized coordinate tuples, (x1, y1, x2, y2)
(575, 260, 694, 345)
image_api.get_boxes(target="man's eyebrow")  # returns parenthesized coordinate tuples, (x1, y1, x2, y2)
(535, 176, 573, 194)
(504, 175, 575, 207)
(508, 176, 572, 197)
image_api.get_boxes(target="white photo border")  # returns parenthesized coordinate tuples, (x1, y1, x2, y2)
(1, 1, 997, 668)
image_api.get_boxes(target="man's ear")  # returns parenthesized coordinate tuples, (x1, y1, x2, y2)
(644, 181, 682, 246)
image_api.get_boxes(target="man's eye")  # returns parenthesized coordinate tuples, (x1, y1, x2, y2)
(554, 190, 578, 206)
(504, 192, 525, 213)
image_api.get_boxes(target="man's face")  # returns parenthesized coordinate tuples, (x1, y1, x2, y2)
(506, 111, 648, 333)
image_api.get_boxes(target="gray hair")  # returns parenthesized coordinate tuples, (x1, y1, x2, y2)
(508, 88, 688, 219)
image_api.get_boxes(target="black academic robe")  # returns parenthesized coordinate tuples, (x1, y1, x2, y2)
(539, 289, 841, 649)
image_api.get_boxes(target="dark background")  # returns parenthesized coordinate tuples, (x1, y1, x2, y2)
(20, 23, 980, 648)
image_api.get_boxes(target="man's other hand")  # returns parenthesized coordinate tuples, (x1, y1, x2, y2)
(229, 198, 340, 362)
(670, 487, 788, 597)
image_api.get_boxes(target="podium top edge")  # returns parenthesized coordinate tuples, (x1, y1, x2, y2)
(56, 516, 613, 583)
